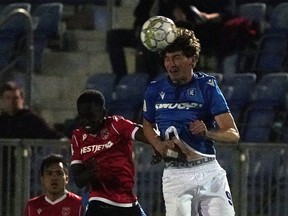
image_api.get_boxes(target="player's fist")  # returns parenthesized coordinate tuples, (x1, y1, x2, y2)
(189, 120, 207, 136)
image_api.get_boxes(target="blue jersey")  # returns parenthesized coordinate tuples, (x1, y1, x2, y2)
(143, 72, 230, 156)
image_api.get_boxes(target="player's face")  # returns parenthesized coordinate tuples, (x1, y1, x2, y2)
(164, 51, 194, 84)
(41, 162, 68, 199)
(2, 89, 25, 115)
(78, 102, 106, 134)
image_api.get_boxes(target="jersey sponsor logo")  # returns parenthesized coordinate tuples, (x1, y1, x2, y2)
(100, 128, 109, 140)
(155, 102, 203, 110)
(62, 207, 71, 216)
(80, 141, 113, 154)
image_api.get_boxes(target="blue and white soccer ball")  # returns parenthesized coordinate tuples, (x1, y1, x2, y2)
(140, 16, 178, 52)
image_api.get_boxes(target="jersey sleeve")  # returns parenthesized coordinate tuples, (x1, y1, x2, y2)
(70, 129, 83, 165)
(203, 77, 230, 116)
(111, 115, 139, 140)
(143, 81, 157, 122)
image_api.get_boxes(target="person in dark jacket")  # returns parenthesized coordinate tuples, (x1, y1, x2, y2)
(0, 81, 64, 139)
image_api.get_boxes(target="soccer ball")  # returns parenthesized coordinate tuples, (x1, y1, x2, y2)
(140, 16, 177, 52)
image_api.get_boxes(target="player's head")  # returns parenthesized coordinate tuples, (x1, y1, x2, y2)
(162, 28, 201, 59)
(40, 154, 69, 198)
(0, 81, 25, 115)
(160, 28, 201, 84)
(77, 90, 107, 134)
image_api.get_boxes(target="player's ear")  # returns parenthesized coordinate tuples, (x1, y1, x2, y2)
(190, 55, 198, 67)
(64, 174, 69, 184)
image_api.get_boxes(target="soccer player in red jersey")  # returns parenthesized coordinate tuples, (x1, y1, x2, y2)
(70, 90, 169, 216)
(25, 154, 84, 216)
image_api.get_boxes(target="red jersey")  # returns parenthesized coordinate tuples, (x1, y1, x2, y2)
(25, 191, 84, 216)
(70, 115, 139, 207)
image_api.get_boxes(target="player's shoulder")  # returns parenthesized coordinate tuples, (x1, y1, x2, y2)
(194, 71, 215, 80)
(147, 75, 168, 88)
(71, 127, 85, 138)
(107, 115, 134, 125)
(27, 194, 45, 206)
(66, 191, 82, 202)
(145, 75, 168, 96)
(193, 71, 218, 87)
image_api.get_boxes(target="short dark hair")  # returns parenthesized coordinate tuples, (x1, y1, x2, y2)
(40, 154, 68, 176)
(77, 90, 106, 111)
(161, 28, 201, 60)
(0, 81, 24, 98)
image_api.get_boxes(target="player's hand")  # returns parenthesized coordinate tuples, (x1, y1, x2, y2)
(189, 120, 207, 137)
(152, 139, 175, 156)
(151, 148, 163, 165)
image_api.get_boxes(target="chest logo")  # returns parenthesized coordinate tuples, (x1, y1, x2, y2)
(159, 92, 165, 100)
(61, 207, 71, 216)
(100, 128, 109, 140)
(189, 89, 196, 96)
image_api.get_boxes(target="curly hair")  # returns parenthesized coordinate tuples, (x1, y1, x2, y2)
(161, 28, 201, 60)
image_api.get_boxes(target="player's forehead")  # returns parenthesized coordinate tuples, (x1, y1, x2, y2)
(164, 51, 184, 58)
(44, 162, 64, 172)
(78, 102, 103, 115)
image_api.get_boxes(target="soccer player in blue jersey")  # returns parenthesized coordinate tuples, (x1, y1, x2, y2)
(142, 28, 240, 216)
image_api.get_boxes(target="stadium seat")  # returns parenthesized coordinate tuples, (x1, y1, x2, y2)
(251, 72, 288, 108)
(108, 73, 149, 121)
(239, 2, 267, 33)
(268, 2, 288, 32)
(241, 108, 276, 142)
(85, 73, 116, 107)
(0, 3, 31, 75)
(221, 73, 257, 123)
(252, 33, 288, 76)
(15, 3, 64, 73)
(240, 73, 288, 142)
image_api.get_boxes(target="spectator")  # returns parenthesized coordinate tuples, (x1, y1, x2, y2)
(106, 0, 178, 84)
(0, 81, 64, 139)
(24, 154, 85, 216)
(174, 0, 235, 70)
(142, 28, 240, 215)
(70, 89, 171, 215)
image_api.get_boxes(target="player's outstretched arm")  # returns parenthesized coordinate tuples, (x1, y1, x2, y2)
(142, 119, 175, 156)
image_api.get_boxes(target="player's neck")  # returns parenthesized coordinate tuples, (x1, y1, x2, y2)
(46, 190, 68, 202)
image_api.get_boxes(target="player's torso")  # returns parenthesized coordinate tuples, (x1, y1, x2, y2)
(145, 74, 221, 155)
(154, 77, 215, 137)
(72, 117, 136, 202)
(75, 120, 133, 166)
(28, 195, 81, 216)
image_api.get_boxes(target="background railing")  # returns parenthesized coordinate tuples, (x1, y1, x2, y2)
(0, 139, 288, 216)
